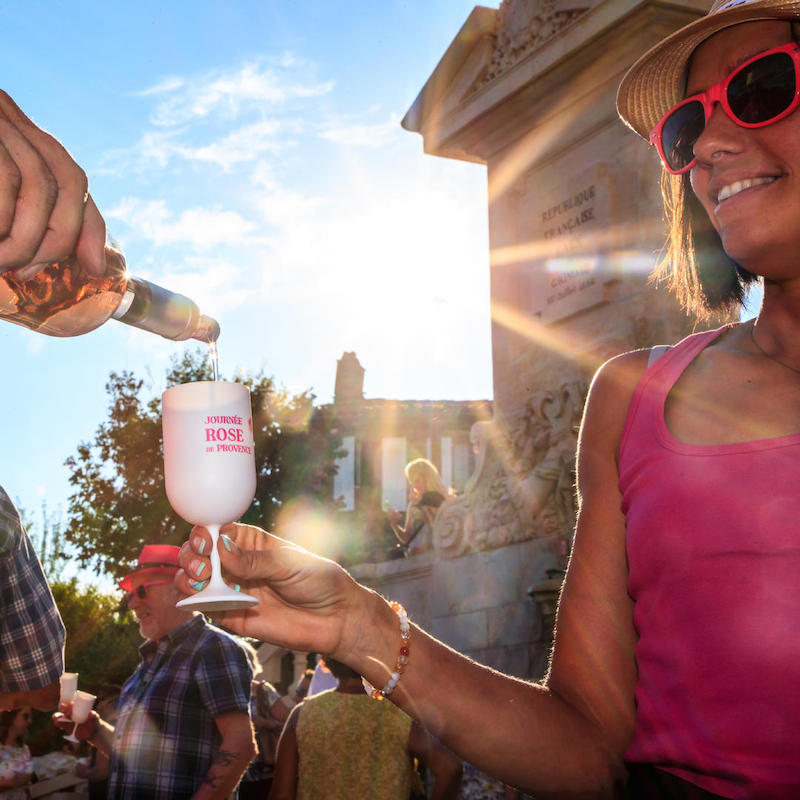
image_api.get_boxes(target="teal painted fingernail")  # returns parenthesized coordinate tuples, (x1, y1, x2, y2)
(221, 534, 233, 552)
(190, 579, 208, 591)
(192, 536, 205, 554)
(234, 584, 241, 592)
(192, 561, 206, 577)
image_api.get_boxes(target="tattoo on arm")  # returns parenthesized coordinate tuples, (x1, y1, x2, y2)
(200, 749, 240, 789)
(213, 748, 238, 768)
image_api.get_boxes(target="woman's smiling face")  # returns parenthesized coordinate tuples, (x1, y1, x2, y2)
(689, 21, 800, 277)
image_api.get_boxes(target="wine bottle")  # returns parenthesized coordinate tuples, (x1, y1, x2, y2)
(0, 244, 219, 342)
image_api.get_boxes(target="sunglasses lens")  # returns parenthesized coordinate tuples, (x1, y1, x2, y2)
(125, 585, 147, 603)
(728, 51, 796, 124)
(660, 100, 705, 172)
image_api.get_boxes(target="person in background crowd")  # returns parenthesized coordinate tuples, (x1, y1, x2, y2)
(307, 656, 337, 696)
(239, 642, 292, 800)
(281, 670, 313, 713)
(55, 544, 255, 799)
(0, 707, 33, 799)
(387, 458, 449, 555)
(0, 487, 65, 713)
(269, 657, 462, 800)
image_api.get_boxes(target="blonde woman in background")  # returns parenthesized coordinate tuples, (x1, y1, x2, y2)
(387, 458, 450, 555)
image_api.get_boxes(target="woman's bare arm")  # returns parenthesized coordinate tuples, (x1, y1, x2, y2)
(177, 351, 649, 798)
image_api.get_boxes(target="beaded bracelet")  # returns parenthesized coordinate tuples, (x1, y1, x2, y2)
(364, 601, 411, 700)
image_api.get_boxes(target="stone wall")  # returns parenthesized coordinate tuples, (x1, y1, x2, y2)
(359, 0, 722, 681)
(351, 534, 563, 681)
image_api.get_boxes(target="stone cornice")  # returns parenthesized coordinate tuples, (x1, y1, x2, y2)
(402, 0, 710, 163)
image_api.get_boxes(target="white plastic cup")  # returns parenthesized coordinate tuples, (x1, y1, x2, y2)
(71, 691, 96, 722)
(59, 673, 78, 705)
(162, 381, 256, 526)
(162, 380, 259, 612)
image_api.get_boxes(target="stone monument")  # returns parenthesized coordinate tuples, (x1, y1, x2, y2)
(348, 0, 721, 682)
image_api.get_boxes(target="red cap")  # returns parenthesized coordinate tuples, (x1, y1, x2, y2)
(119, 544, 181, 591)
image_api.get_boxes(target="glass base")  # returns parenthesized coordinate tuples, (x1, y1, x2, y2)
(176, 587, 259, 612)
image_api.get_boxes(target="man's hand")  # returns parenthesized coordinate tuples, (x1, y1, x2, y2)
(0, 90, 106, 279)
(52, 707, 100, 741)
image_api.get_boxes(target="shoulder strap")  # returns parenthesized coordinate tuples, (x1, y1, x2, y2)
(647, 344, 670, 367)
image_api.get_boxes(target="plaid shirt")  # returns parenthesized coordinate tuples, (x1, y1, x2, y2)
(0, 485, 65, 693)
(108, 614, 252, 799)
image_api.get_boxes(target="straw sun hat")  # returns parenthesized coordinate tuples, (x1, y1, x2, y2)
(617, 0, 800, 140)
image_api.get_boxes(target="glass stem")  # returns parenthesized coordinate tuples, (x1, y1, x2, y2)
(206, 524, 226, 590)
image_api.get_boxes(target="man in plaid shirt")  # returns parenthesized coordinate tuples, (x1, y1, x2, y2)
(0, 486, 66, 711)
(57, 544, 255, 799)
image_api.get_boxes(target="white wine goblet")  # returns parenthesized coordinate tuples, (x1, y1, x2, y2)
(64, 690, 96, 743)
(162, 380, 259, 612)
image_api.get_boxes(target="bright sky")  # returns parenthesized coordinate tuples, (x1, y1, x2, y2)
(0, 0, 495, 554)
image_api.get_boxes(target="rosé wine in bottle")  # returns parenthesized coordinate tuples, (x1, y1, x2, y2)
(0, 243, 219, 342)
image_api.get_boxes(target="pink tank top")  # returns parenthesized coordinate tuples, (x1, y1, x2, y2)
(619, 326, 800, 799)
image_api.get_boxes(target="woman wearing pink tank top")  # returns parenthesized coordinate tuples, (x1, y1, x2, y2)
(175, 1, 800, 797)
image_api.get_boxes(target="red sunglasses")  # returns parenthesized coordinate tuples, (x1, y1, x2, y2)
(650, 42, 800, 174)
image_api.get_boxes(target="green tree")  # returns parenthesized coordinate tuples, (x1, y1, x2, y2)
(22, 501, 69, 581)
(64, 348, 341, 581)
(23, 502, 141, 686)
(22, 508, 141, 754)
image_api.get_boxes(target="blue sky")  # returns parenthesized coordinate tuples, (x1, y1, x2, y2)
(0, 0, 495, 565)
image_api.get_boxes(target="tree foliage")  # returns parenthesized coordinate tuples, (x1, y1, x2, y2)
(64, 348, 341, 582)
(21, 502, 69, 582)
(23, 503, 142, 686)
(22, 509, 142, 754)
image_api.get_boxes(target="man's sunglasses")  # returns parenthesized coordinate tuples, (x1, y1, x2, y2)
(650, 42, 800, 174)
(124, 580, 173, 603)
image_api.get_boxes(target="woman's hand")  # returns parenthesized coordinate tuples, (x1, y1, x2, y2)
(176, 523, 374, 661)
(0, 90, 106, 279)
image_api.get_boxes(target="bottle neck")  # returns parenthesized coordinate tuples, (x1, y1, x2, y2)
(112, 277, 219, 342)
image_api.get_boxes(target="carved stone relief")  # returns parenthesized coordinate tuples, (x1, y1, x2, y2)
(433, 378, 588, 558)
(478, 0, 596, 89)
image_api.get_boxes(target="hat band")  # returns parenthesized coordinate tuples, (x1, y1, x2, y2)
(134, 561, 180, 570)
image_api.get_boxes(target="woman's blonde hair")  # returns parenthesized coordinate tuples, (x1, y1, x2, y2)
(405, 458, 449, 497)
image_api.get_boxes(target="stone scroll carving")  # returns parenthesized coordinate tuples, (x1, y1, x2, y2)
(479, 0, 596, 88)
(433, 379, 588, 558)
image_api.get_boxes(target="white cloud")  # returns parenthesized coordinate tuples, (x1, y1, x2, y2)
(106, 198, 260, 248)
(100, 119, 293, 172)
(149, 61, 334, 127)
(172, 119, 291, 170)
(318, 113, 402, 148)
(157, 255, 256, 314)
(135, 76, 185, 96)
(250, 163, 326, 228)
(101, 58, 333, 174)
(245, 152, 488, 319)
